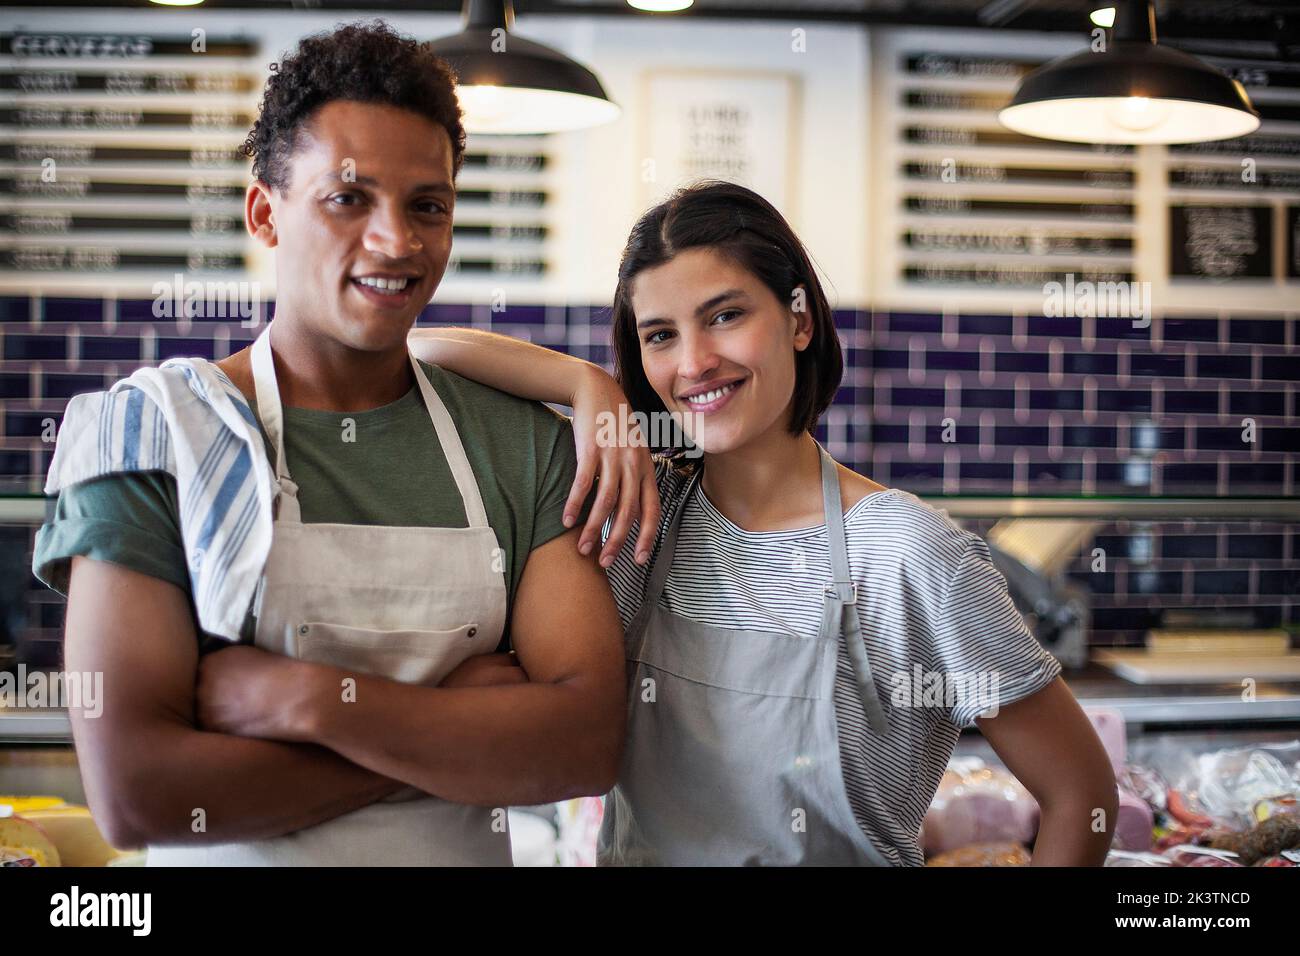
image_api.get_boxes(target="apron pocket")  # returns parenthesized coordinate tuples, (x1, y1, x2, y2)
(634, 609, 833, 700)
(296, 620, 490, 686)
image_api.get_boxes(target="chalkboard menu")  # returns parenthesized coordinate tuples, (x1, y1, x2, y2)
(894, 51, 1137, 290)
(1289, 205, 1300, 280)
(0, 31, 555, 288)
(886, 42, 1300, 295)
(0, 31, 262, 280)
(1164, 54, 1300, 284)
(1169, 205, 1272, 279)
(445, 146, 552, 278)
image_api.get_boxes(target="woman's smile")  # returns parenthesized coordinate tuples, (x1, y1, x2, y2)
(679, 377, 746, 414)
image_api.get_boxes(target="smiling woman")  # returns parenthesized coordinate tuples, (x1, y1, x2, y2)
(612, 182, 843, 460)
(404, 179, 1118, 866)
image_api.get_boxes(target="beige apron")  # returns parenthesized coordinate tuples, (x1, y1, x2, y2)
(598, 443, 893, 866)
(148, 323, 511, 866)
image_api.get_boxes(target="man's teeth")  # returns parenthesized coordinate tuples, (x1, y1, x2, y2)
(685, 382, 740, 406)
(355, 276, 410, 293)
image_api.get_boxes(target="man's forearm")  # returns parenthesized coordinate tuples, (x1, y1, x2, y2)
(84, 720, 402, 849)
(61, 557, 406, 850)
(407, 327, 598, 405)
(288, 666, 623, 807)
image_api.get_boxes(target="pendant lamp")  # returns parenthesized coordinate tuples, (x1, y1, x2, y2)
(999, 0, 1260, 145)
(429, 0, 621, 135)
(627, 0, 695, 10)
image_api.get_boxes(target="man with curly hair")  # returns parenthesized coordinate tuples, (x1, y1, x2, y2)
(34, 20, 626, 866)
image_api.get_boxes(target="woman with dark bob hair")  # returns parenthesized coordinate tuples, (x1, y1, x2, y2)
(411, 180, 1117, 866)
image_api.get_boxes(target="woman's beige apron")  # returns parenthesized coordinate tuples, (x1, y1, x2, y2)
(598, 443, 893, 866)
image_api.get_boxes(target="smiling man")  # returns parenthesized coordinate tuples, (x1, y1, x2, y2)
(33, 20, 625, 866)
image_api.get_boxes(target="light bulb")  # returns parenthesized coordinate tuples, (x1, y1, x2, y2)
(455, 84, 621, 134)
(1108, 96, 1172, 132)
(460, 85, 506, 123)
(628, 0, 694, 10)
(1089, 6, 1116, 28)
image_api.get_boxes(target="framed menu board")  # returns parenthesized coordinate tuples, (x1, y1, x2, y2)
(889, 49, 1138, 292)
(639, 69, 800, 218)
(1169, 205, 1273, 279)
(0, 30, 559, 291)
(0, 31, 262, 285)
(875, 29, 1300, 307)
(1289, 205, 1300, 280)
(1165, 53, 1300, 287)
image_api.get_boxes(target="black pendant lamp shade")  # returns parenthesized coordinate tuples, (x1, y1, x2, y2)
(429, 0, 621, 134)
(999, 1, 1259, 145)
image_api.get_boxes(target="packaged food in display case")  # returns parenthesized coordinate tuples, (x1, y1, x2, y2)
(921, 757, 1040, 858)
(1102, 739, 1300, 867)
(926, 842, 1032, 867)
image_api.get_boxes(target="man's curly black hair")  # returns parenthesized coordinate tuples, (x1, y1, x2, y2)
(240, 19, 467, 192)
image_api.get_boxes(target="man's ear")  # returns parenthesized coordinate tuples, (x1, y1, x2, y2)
(245, 180, 278, 249)
(791, 283, 814, 352)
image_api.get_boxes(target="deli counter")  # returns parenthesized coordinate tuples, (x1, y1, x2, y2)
(4, 490, 1298, 867)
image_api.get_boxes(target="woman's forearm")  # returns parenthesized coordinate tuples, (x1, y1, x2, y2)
(408, 327, 600, 406)
(1030, 795, 1117, 866)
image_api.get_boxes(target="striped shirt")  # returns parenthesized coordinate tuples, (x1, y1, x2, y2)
(603, 457, 1062, 867)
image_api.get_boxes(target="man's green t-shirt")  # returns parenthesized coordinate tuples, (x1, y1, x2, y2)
(32, 360, 591, 651)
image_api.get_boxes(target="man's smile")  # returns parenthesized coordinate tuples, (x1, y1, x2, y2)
(349, 272, 423, 308)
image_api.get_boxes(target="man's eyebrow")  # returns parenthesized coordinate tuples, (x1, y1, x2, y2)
(635, 289, 748, 330)
(315, 171, 455, 195)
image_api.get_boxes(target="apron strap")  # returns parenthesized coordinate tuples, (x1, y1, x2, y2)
(627, 464, 701, 655)
(408, 355, 490, 529)
(250, 326, 301, 524)
(248, 324, 490, 530)
(819, 443, 891, 735)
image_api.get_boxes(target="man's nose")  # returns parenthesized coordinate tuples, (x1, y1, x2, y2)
(363, 202, 424, 259)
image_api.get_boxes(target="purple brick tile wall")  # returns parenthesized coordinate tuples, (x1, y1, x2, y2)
(1, 296, 1296, 656)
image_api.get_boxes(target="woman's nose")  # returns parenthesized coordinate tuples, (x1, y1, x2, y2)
(675, 334, 720, 382)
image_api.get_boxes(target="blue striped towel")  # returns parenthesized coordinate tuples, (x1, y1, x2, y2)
(44, 359, 275, 642)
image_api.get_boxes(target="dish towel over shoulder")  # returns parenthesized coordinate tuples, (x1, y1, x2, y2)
(43, 359, 275, 642)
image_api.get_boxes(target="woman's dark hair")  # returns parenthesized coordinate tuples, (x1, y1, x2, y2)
(240, 19, 467, 191)
(610, 180, 843, 457)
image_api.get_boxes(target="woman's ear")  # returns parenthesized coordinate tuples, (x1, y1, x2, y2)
(790, 284, 814, 352)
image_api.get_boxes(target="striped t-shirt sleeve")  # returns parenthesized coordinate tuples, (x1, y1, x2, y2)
(602, 456, 683, 631)
(929, 533, 1064, 729)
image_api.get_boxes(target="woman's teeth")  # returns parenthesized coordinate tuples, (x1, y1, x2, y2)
(685, 381, 740, 406)
(354, 276, 410, 294)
